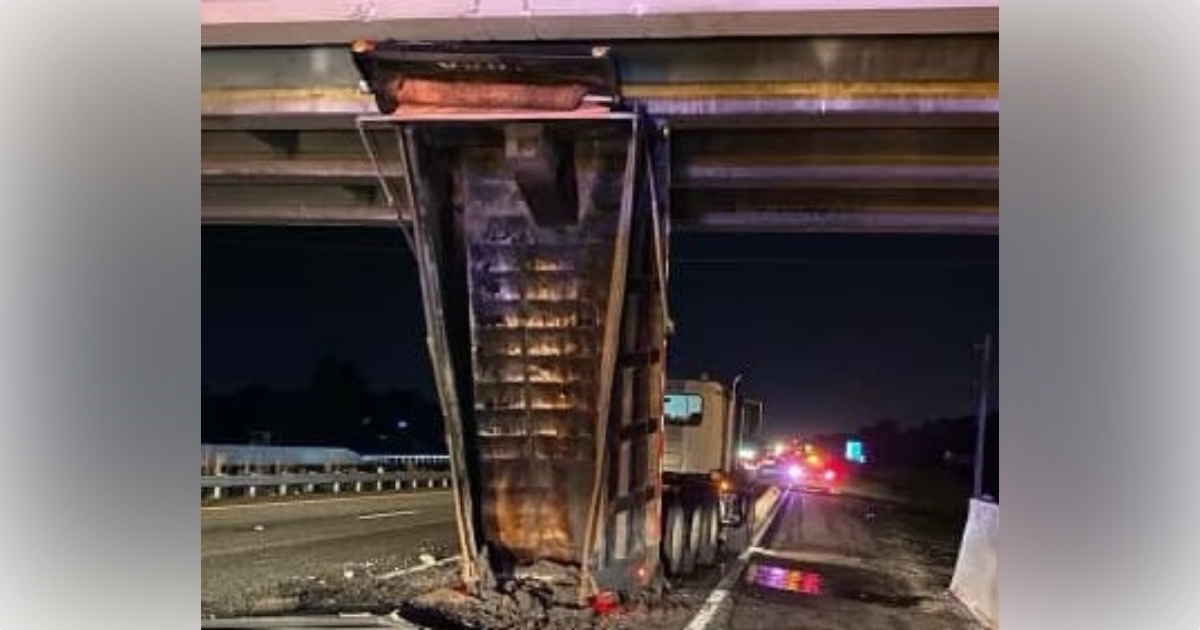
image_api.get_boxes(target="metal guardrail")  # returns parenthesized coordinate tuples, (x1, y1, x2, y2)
(202, 470, 449, 489)
(201, 469, 453, 500)
(361, 454, 450, 467)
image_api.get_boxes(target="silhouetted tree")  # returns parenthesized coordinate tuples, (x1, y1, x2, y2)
(201, 358, 451, 454)
(860, 419, 902, 465)
(308, 354, 369, 401)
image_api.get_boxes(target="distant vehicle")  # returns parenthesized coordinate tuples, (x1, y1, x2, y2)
(754, 455, 779, 477)
(780, 443, 842, 493)
(746, 439, 802, 482)
(753, 452, 785, 479)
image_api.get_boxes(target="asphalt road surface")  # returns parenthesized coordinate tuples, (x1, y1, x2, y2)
(202, 491, 459, 617)
(202, 478, 983, 629)
(717, 486, 982, 630)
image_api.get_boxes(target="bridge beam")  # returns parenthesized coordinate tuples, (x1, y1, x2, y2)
(202, 0, 997, 47)
(201, 204, 997, 234)
(200, 36, 998, 234)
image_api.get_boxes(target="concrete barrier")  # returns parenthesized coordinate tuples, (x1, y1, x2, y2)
(752, 486, 782, 526)
(951, 499, 999, 628)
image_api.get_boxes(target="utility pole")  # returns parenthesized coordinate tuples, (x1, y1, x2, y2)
(730, 374, 745, 467)
(973, 334, 993, 500)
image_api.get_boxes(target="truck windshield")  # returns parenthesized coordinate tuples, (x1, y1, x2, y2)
(664, 393, 703, 426)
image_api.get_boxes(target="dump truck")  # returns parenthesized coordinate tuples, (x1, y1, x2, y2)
(661, 378, 765, 576)
(349, 40, 762, 606)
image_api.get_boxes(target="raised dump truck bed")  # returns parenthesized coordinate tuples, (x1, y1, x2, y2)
(353, 41, 670, 603)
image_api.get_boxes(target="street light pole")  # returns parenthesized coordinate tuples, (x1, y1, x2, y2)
(730, 374, 745, 468)
(973, 334, 993, 500)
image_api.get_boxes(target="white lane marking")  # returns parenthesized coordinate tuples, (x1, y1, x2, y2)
(750, 548, 868, 568)
(377, 555, 462, 581)
(201, 491, 451, 512)
(683, 488, 791, 630)
(357, 510, 419, 521)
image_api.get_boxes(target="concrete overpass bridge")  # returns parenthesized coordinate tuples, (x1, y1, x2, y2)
(202, 0, 997, 234)
(202, 3, 998, 624)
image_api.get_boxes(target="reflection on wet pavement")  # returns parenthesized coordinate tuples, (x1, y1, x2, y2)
(746, 563, 825, 595)
(745, 560, 924, 609)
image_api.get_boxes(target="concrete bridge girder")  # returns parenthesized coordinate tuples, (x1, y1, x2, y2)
(201, 35, 997, 234)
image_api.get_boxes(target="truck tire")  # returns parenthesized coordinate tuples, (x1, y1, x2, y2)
(695, 499, 719, 566)
(681, 503, 700, 575)
(664, 499, 691, 577)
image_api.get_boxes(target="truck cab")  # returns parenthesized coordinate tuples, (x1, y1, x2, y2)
(659, 377, 763, 576)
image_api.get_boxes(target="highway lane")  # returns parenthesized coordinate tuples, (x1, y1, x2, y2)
(718, 486, 982, 630)
(203, 477, 983, 628)
(202, 491, 460, 617)
(202, 491, 457, 557)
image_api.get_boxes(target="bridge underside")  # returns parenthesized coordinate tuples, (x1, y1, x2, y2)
(202, 35, 998, 234)
(201, 0, 997, 46)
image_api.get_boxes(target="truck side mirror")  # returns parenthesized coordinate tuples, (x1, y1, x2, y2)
(742, 399, 764, 437)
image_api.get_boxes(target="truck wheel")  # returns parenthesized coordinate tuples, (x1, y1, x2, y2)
(695, 500, 719, 566)
(664, 499, 690, 577)
(680, 503, 699, 575)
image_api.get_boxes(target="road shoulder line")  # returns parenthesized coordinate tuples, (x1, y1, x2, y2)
(682, 488, 790, 630)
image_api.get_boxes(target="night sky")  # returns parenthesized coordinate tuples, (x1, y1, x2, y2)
(203, 227, 997, 437)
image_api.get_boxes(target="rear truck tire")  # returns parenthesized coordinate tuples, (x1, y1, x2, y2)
(696, 499, 720, 566)
(664, 499, 689, 577)
(680, 502, 700, 575)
